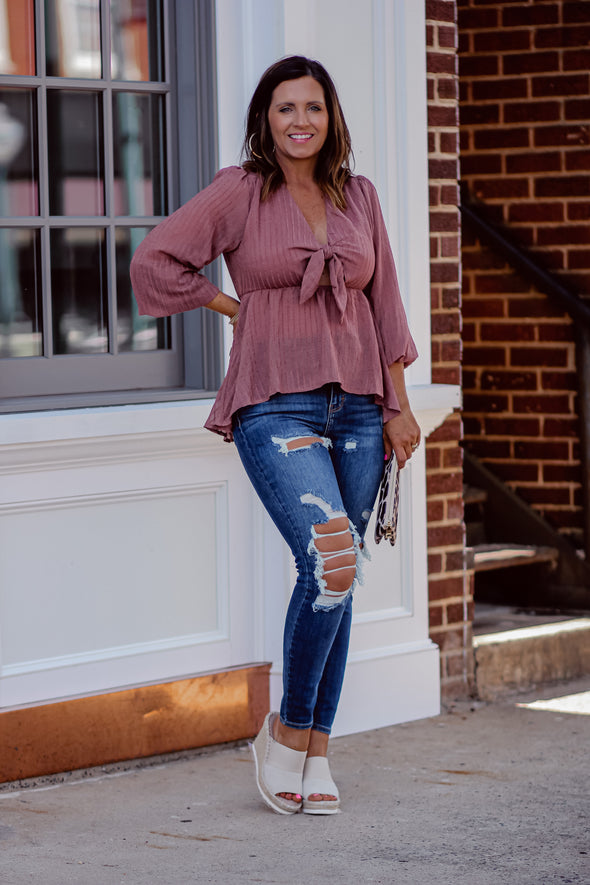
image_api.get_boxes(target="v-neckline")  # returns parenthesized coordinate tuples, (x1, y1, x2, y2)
(284, 185, 329, 247)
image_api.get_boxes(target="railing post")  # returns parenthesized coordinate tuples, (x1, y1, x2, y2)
(578, 324, 590, 562)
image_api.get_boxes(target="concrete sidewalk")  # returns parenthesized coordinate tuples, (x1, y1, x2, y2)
(1, 678, 589, 885)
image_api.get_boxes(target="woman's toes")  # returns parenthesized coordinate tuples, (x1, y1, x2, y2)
(308, 792, 337, 802)
(276, 792, 302, 802)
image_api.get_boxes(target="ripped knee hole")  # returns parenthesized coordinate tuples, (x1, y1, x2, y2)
(313, 516, 356, 594)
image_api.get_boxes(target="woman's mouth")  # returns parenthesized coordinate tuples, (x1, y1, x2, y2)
(288, 134, 313, 142)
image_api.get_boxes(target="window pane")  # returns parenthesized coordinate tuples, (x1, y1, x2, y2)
(110, 0, 163, 82)
(0, 228, 42, 357)
(45, 0, 102, 78)
(113, 92, 166, 216)
(0, 0, 36, 76)
(0, 89, 39, 216)
(51, 227, 108, 354)
(116, 226, 170, 351)
(47, 90, 105, 216)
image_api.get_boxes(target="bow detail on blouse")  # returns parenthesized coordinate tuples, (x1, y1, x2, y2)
(300, 244, 347, 320)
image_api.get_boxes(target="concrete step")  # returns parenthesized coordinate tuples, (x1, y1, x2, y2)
(466, 542, 559, 573)
(473, 605, 590, 701)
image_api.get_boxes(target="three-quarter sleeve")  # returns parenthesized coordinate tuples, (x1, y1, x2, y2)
(129, 166, 253, 318)
(359, 177, 418, 368)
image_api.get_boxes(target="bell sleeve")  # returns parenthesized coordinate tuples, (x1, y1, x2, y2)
(359, 176, 418, 368)
(129, 166, 253, 318)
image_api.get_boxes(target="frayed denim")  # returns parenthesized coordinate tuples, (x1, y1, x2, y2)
(233, 384, 384, 734)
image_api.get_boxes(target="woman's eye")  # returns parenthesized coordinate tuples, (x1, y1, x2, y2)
(309, 105, 322, 112)
(279, 106, 292, 113)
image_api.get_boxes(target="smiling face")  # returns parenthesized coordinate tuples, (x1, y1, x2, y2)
(267, 76, 329, 169)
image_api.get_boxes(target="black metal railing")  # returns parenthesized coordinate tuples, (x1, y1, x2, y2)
(460, 191, 590, 561)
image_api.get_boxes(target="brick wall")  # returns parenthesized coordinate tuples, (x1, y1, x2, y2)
(425, 0, 473, 698)
(458, 0, 589, 548)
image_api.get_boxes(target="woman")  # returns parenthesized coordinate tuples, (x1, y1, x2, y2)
(130, 56, 420, 816)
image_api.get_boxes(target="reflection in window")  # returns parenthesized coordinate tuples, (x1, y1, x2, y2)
(0, 228, 42, 358)
(51, 227, 108, 354)
(45, 0, 101, 78)
(111, 0, 163, 82)
(0, 90, 38, 217)
(113, 93, 166, 216)
(47, 90, 104, 216)
(0, 0, 36, 76)
(116, 227, 170, 351)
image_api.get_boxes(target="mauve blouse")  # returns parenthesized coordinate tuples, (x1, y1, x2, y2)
(130, 166, 418, 441)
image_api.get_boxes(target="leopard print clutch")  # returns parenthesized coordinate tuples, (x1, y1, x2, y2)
(374, 453, 400, 546)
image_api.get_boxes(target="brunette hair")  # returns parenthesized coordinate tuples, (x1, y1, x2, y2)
(242, 56, 353, 209)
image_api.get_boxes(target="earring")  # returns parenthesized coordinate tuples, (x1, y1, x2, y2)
(248, 134, 262, 160)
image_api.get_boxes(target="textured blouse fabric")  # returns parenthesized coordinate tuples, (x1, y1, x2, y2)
(130, 166, 418, 441)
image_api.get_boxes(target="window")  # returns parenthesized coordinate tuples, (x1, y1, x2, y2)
(0, 0, 221, 409)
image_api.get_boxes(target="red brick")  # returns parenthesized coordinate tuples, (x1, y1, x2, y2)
(462, 249, 506, 270)
(534, 127, 590, 149)
(562, 3, 590, 25)
(474, 29, 531, 53)
(463, 392, 509, 412)
(568, 203, 590, 221)
(473, 127, 530, 150)
(541, 370, 578, 390)
(433, 366, 462, 385)
(429, 605, 444, 629)
(428, 51, 459, 75)
(538, 323, 575, 342)
(442, 338, 461, 360)
(460, 55, 499, 77)
(563, 49, 590, 71)
(446, 602, 468, 625)
(566, 150, 590, 171)
(535, 26, 590, 49)
(543, 464, 582, 482)
(441, 131, 460, 153)
(428, 416, 463, 443)
(464, 345, 507, 367)
(470, 78, 528, 101)
(568, 250, 590, 269)
(480, 321, 535, 342)
(460, 153, 503, 175)
(508, 200, 564, 222)
(503, 101, 561, 124)
(544, 418, 580, 438)
(536, 225, 590, 245)
(461, 104, 500, 125)
(429, 158, 460, 179)
(510, 346, 569, 368)
(514, 441, 569, 460)
(505, 152, 563, 175)
(466, 439, 511, 459)
(439, 26, 458, 50)
(485, 416, 541, 437)
(430, 211, 460, 232)
(471, 178, 530, 200)
(426, 0, 456, 24)
(518, 486, 572, 506)
(458, 7, 498, 29)
(565, 99, 590, 121)
(512, 394, 571, 414)
(532, 73, 590, 97)
(445, 547, 465, 570)
(442, 288, 461, 309)
(481, 370, 537, 391)
(508, 297, 567, 319)
(502, 5, 559, 27)
(503, 51, 559, 75)
(474, 273, 530, 294)
(441, 186, 460, 206)
(427, 575, 465, 600)
(438, 76, 459, 100)
(493, 463, 539, 483)
(428, 105, 459, 127)
(431, 263, 461, 284)
(427, 472, 464, 496)
(427, 499, 445, 523)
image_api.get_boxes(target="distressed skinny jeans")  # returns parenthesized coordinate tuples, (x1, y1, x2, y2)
(233, 384, 384, 734)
